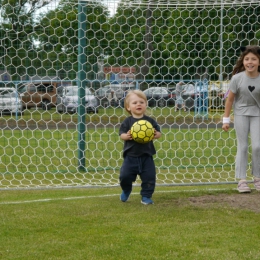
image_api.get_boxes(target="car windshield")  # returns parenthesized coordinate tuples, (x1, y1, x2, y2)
(64, 86, 92, 96)
(97, 87, 121, 95)
(18, 86, 26, 93)
(96, 87, 107, 96)
(18, 85, 37, 93)
(153, 88, 168, 94)
(64, 87, 77, 96)
(0, 89, 16, 98)
(144, 88, 168, 95)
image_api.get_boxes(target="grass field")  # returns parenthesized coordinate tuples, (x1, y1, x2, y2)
(0, 108, 258, 259)
(0, 185, 260, 260)
(0, 106, 240, 189)
(0, 106, 224, 126)
(0, 125, 238, 188)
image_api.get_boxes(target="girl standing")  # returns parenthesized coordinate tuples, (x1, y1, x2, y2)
(223, 45, 260, 193)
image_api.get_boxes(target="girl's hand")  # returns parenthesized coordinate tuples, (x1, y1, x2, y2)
(222, 123, 229, 132)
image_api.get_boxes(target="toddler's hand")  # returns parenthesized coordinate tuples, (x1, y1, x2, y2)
(126, 130, 132, 140)
(153, 129, 161, 139)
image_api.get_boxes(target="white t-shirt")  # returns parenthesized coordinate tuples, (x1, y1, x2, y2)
(229, 71, 260, 116)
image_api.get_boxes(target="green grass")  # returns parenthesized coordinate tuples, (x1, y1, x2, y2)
(0, 186, 259, 260)
(0, 108, 256, 259)
(0, 106, 239, 188)
(0, 106, 223, 125)
(0, 125, 238, 188)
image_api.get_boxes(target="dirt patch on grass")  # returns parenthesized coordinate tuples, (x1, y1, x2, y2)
(188, 193, 260, 213)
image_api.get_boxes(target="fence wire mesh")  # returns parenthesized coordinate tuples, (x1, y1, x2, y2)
(0, 0, 258, 189)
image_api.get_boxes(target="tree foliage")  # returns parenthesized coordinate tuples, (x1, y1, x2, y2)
(0, 0, 53, 78)
(0, 1, 260, 82)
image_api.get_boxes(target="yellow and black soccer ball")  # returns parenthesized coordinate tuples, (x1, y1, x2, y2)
(130, 120, 154, 144)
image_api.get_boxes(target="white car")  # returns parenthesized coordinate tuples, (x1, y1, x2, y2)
(56, 85, 98, 114)
(0, 87, 23, 115)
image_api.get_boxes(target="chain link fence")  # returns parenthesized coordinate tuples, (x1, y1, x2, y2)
(0, 0, 259, 189)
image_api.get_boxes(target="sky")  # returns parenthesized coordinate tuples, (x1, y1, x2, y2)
(36, 0, 119, 17)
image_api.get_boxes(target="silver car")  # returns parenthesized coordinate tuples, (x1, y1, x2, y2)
(95, 84, 135, 107)
(56, 85, 98, 114)
(0, 87, 23, 115)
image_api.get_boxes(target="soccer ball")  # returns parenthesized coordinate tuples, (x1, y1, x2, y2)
(130, 120, 154, 144)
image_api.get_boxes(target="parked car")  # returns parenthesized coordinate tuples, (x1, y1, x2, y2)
(143, 87, 175, 107)
(95, 84, 135, 107)
(181, 82, 225, 111)
(56, 85, 98, 114)
(182, 83, 211, 111)
(19, 81, 59, 110)
(0, 87, 23, 115)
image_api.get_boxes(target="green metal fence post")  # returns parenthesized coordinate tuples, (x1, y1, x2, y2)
(77, 1, 87, 171)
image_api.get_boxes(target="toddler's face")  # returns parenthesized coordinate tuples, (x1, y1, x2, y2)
(127, 94, 147, 117)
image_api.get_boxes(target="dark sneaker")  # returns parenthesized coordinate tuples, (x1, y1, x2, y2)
(120, 191, 131, 202)
(237, 181, 251, 193)
(254, 179, 260, 191)
(141, 197, 154, 205)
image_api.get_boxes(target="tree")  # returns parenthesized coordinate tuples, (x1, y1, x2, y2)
(0, 0, 53, 79)
(35, 0, 110, 81)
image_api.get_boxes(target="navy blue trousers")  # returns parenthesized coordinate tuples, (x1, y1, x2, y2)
(119, 155, 156, 198)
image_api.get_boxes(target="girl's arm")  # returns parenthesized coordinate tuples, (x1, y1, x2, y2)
(222, 91, 235, 132)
